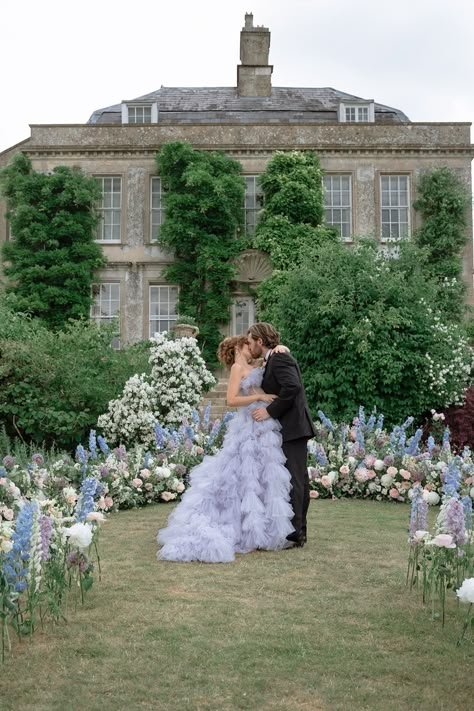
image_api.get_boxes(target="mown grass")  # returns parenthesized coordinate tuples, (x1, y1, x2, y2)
(1, 500, 473, 711)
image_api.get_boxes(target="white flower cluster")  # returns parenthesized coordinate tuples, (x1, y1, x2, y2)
(97, 332, 216, 447)
(425, 314, 472, 407)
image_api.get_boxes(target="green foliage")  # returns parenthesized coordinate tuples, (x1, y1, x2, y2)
(413, 167, 470, 320)
(156, 142, 246, 365)
(0, 153, 106, 330)
(270, 239, 472, 426)
(0, 299, 151, 450)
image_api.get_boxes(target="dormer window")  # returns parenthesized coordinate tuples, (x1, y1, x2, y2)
(121, 102, 158, 124)
(339, 102, 374, 123)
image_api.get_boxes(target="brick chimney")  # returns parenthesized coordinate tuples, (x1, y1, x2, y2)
(237, 13, 272, 97)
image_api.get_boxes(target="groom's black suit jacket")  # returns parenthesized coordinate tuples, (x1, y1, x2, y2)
(262, 352, 316, 443)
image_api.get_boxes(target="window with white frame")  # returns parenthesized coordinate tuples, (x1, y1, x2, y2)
(149, 285, 178, 337)
(95, 177, 122, 242)
(244, 176, 264, 237)
(91, 283, 120, 348)
(380, 175, 410, 241)
(150, 177, 165, 241)
(339, 102, 374, 123)
(231, 297, 255, 336)
(323, 175, 352, 240)
(128, 106, 152, 123)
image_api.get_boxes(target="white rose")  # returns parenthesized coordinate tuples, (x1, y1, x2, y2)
(423, 491, 440, 506)
(380, 473, 394, 488)
(374, 459, 384, 471)
(347, 456, 357, 466)
(64, 522, 93, 549)
(456, 578, 474, 604)
(470, 487, 474, 500)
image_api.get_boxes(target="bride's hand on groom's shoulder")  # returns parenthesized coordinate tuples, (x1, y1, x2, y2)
(273, 344, 290, 354)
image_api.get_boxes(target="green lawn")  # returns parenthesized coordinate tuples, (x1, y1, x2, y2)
(1, 500, 473, 711)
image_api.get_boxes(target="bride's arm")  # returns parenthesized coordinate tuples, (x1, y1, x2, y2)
(226, 364, 275, 407)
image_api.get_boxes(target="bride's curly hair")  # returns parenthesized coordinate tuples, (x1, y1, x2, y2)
(217, 335, 248, 367)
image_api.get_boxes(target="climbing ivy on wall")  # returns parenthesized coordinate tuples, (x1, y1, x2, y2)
(156, 142, 246, 366)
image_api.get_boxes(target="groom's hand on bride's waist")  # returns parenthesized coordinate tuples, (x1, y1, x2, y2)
(252, 407, 270, 421)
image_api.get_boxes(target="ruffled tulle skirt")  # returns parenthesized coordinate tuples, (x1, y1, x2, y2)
(157, 401, 294, 563)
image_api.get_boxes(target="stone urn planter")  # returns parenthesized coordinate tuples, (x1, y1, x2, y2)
(173, 323, 199, 338)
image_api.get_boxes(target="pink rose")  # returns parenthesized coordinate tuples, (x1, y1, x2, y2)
(145, 482, 153, 491)
(366, 469, 376, 480)
(140, 469, 151, 479)
(400, 469, 411, 480)
(196, 447, 204, 455)
(0, 478, 7, 486)
(432, 534, 456, 548)
(386, 466, 398, 476)
(389, 488, 399, 499)
(176, 482, 185, 493)
(161, 491, 176, 502)
(104, 496, 113, 508)
(132, 478, 143, 489)
(364, 455, 376, 468)
(309, 490, 319, 499)
(339, 465, 350, 476)
(355, 468, 369, 483)
(3, 508, 14, 521)
(321, 475, 332, 488)
(98, 497, 106, 510)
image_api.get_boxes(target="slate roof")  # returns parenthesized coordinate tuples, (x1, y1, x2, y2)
(87, 86, 410, 124)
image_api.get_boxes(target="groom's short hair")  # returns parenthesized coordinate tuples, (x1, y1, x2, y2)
(248, 322, 280, 349)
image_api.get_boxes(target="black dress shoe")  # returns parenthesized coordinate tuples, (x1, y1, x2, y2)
(285, 533, 305, 548)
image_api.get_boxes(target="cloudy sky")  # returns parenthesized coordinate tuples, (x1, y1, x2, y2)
(1, 0, 473, 153)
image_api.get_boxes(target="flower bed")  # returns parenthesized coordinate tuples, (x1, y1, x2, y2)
(307, 408, 474, 504)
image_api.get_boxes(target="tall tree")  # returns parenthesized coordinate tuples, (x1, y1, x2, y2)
(156, 142, 245, 365)
(0, 153, 106, 330)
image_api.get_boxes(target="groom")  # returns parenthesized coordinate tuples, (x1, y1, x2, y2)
(247, 322, 316, 548)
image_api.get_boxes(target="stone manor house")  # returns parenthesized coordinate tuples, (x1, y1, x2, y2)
(1, 14, 473, 344)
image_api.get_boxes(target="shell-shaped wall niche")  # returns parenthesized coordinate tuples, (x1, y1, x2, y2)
(233, 249, 272, 283)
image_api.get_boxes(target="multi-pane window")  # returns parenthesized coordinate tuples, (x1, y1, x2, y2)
(345, 106, 369, 122)
(232, 297, 255, 336)
(244, 176, 264, 237)
(150, 177, 165, 241)
(128, 106, 152, 123)
(323, 175, 352, 240)
(95, 177, 121, 242)
(380, 175, 410, 241)
(149, 286, 178, 337)
(91, 283, 120, 348)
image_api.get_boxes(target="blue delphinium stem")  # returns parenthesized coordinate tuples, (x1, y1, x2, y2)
(88, 431, 98, 460)
(97, 435, 110, 456)
(75, 477, 99, 522)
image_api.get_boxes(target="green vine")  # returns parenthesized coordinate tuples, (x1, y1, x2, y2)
(156, 142, 246, 366)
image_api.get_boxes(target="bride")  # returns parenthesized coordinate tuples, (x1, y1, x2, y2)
(157, 335, 295, 563)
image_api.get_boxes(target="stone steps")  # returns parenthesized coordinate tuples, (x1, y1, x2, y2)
(199, 377, 236, 420)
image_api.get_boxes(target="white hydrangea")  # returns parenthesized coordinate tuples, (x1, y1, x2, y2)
(98, 332, 216, 447)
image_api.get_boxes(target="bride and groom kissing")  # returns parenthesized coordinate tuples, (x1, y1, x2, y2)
(157, 322, 316, 563)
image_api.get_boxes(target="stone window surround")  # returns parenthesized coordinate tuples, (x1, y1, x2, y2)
(93, 173, 127, 245)
(145, 281, 179, 340)
(375, 171, 413, 242)
(323, 171, 355, 241)
(90, 279, 122, 349)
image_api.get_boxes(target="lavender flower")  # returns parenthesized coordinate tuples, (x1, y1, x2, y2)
(442, 428, 450, 450)
(406, 428, 423, 456)
(445, 497, 466, 546)
(88, 430, 98, 460)
(409, 484, 428, 540)
(358, 406, 366, 428)
(427, 435, 435, 455)
(376, 413, 384, 432)
(155, 423, 165, 449)
(442, 458, 461, 499)
(97, 435, 110, 456)
(318, 411, 334, 432)
(75, 444, 88, 465)
(2, 455, 15, 469)
(367, 414, 376, 432)
(202, 403, 211, 428)
(75, 477, 99, 522)
(461, 495, 473, 532)
(31, 453, 44, 466)
(39, 515, 53, 561)
(192, 409, 200, 426)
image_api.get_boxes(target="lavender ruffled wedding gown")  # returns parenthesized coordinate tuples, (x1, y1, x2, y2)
(157, 367, 294, 563)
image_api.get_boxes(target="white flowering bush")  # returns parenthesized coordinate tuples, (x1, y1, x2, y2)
(425, 312, 473, 406)
(98, 332, 216, 447)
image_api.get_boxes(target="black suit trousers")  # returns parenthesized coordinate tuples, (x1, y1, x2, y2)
(282, 437, 310, 539)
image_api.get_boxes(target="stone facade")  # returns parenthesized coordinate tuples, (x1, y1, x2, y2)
(0, 13, 473, 345)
